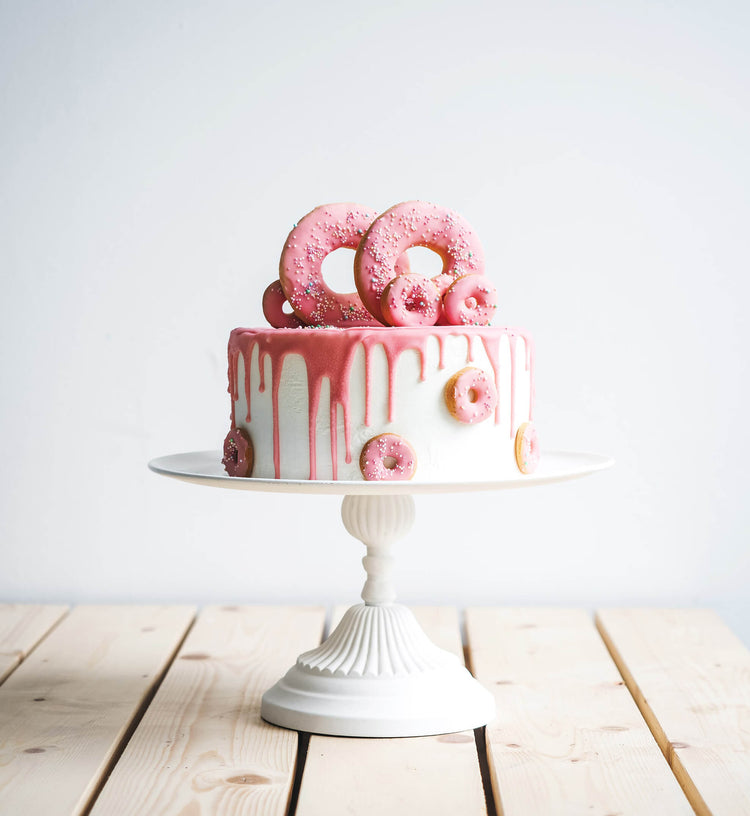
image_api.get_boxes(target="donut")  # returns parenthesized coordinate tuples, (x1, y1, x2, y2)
(433, 272, 457, 325)
(359, 433, 417, 481)
(443, 367, 498, 424)
(515, 422, 540, 474)
(279, 203, 408, 327)
(354, 201, 485, 324)
(380, 273, 441, 327)
(222, 427, 254, 477)
(442, 274, 498, 326)
(262, 280, 305, 328)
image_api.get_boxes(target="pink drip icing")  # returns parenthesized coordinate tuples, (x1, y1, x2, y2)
(242, 345, 253, 421)
(437, 334, 446, 369)
(228, 348, 238, 427)
(526, 335, 535, 421)
(271, 361, 282, 478)
(479, 335, 502, 424)
(508, 334, 517, 438)
(363, 343, 373, 427)
(227, 326, 535, 480)
(329, 401, 338, 480)
(307, 373, 322, 480)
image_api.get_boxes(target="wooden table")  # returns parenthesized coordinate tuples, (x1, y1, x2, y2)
(0, 604, 748, 815)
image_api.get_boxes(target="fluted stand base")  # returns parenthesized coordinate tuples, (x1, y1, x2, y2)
(261, 603, 494, 737)
(261, 492, 494, 737)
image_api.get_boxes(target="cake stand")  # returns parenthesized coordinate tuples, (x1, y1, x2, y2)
(149, 450, 613, 737)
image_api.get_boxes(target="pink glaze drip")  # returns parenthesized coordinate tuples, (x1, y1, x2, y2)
(479, 334, 502, 424)
(242, 345, 253, 421)
(508, 334, 517, 437)
(228, 326, 534, 480)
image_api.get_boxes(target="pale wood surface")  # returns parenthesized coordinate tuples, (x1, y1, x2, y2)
(0, 604, 195, 816)
(465, 607, 693, 816)
(0, 604, 68, 684)
(596, 608, 750, 816)
(89, 605, 326, 816)
(295, 606, 487, 816)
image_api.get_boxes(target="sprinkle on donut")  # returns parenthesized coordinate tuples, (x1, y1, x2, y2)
(222, 427, 254, 477)
(380, 273, 441, 327)
(515, 422, 540, 474)
(279, 203, 408, 328)
(444, 367, 498, 424)
(442, 274, 498, 326)
(354, 201, 485, 324)
(262, 280, 306, 328)
(359, 433, 417, 481)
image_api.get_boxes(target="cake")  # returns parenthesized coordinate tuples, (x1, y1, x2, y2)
(222, 201, 539, 482)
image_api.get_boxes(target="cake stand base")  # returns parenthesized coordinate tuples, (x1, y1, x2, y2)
(261, 602, 494, 737)
(149, 450, 614, 738)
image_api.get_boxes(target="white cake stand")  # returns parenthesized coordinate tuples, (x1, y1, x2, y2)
(149, 449, 613, 737)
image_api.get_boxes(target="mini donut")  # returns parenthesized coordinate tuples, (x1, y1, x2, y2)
(222, 427, 254, 477)
(359, 433, 417, 481)
(279, 203, 409, 327)
(515, 422, 540, 474)
(354, 201, 485, 324)
(380, 273, 441, 327)
(444, 367, 498, 424)
(442, 274, 498, 326)
(262, 280, 306, 328)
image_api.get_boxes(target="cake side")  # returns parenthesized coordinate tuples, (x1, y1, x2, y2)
(226, 325, 534, 482)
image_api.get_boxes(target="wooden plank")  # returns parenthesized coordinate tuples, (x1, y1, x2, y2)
(465, 607, 693, 816)
(0, 604, 68, 683)
(89, 605, 326, 816)
(0, 604, 195, 816)
(596, 608, 750, 816)
(295, 606, 487, 816)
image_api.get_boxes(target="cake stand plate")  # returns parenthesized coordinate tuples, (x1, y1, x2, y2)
(148, 449, 613, 494)
(149, 450, 613, 737)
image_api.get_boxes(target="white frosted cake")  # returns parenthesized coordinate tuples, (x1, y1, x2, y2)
(222, 201, 540, 482)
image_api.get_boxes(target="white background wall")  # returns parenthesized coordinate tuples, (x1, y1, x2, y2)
(2, 0, 749, 643)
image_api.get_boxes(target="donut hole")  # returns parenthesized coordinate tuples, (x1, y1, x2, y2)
(406, 246, 444, 278)
(321, 247, 356, 293)
(465, 296, 478, 310)
(281, 299, 295, 315)
(382, 455, 398, 470)
(468, 388, 479, 403)
(404, 292, 422, 312)
(227, 441, 239, 464)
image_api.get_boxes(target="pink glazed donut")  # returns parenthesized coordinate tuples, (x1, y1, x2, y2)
(279, 203, 408, 327)
(354, 201, 485, 324)
(222, 427, 254, 477)
(442, 274, 498, 326)
(515, 422, 540, 474)
(444, 367, 498, 424)
(262, 280, 305, 328)
(359, 433, 417, 481)
(380, 273, 441, 327)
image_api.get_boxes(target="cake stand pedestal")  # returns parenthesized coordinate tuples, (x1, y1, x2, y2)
(149, 450, 613, 737)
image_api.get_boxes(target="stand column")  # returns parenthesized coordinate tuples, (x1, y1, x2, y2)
(260, 492, 495, 737)
(341, 493, 414, 605)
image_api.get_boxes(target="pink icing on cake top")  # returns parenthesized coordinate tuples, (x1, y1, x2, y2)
(228, 326, 534, 480)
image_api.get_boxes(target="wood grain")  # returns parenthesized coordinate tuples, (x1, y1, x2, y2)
(466, 607, 693, 816)
(0, 604, 195, 816)
(0, 604, 68, 684)
(295, 606, 487, 816)
(596, 608, 750, 816)
(89, 605, 326, 816)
